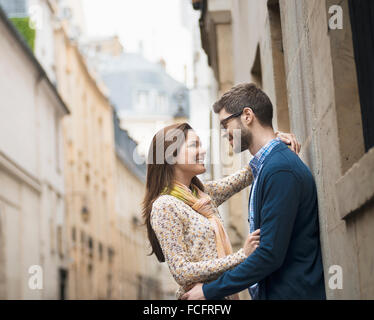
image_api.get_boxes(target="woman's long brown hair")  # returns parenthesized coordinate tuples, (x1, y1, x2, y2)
(142, 123, 204, 262)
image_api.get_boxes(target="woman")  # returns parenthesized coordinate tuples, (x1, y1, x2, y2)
(143, 123, 298, 299)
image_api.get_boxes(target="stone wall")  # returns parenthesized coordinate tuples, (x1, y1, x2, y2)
(199, 0, 374, 299)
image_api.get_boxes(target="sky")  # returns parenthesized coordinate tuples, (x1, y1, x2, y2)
(81, 0, 199, 87)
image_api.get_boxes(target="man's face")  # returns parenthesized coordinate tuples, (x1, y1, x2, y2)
(218, 108, 252, 153)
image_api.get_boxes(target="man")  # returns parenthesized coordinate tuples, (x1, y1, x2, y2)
(182, 83, 326, 300)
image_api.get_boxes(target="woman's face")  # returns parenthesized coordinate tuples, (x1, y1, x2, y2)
(174, 130, 207, 177)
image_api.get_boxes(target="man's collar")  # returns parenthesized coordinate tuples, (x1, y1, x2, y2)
(249, 137, 281, 177)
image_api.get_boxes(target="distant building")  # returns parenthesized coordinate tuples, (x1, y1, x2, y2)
(0, 0, 27, 18)
(0, 6, 69, 299)
(54, 18, 119, 299)
(54, 9, 178, 299)
(0, 0, 59, 83)
(83, 35, 124, 57)
(56, 0, 86, 40)
(82, 37, 190, 157)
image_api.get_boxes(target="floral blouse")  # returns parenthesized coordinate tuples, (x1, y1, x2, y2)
(150, 166, 254, 299)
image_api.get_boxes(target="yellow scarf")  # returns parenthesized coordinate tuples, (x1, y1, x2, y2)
(162, 181, 233, 260)
(162, 181, 240, 300)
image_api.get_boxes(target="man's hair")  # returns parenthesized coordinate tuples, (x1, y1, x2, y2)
(213, 83, 273, 127)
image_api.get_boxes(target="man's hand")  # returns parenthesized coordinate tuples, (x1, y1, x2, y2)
(275, 131, 301, 154)
(181, 283, 206, 300)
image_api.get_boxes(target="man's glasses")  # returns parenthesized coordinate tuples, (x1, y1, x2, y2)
(220, 106, 252, 130)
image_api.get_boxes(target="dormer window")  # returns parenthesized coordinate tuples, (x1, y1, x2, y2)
(136, 90, 148, 112)
(0, 0, 27, 18)
(156, 93, 168, 114)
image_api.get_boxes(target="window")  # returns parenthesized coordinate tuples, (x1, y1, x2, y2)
(59, 268, 68, 300)
(88, 264, 93, 275)
(88, 237, 93, 258)
(85, 174, 90, 186)
(156, 93, 168, 113)
(349, 0, 374, 152)
(108, 248, 114, 264)
(136, 91, 149, 112)
(98, 242, 103, 260)
(0, 0, 27, 18)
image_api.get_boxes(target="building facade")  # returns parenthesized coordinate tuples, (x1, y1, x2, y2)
(0, 0, 60, 82)
(54, 6, 178, 299)
(82, 37, 190, 157)
(53, 21, 119, 299)
(193, 0, 374, 299)
(0, 7, 69, 299)
(1, 0, 181, 300)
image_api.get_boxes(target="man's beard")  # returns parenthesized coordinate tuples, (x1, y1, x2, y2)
(233, 122, 252, 153)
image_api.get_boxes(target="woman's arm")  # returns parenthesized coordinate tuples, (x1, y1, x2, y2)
(204, 165, 253, 207)
(150, 197, 248, 287)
